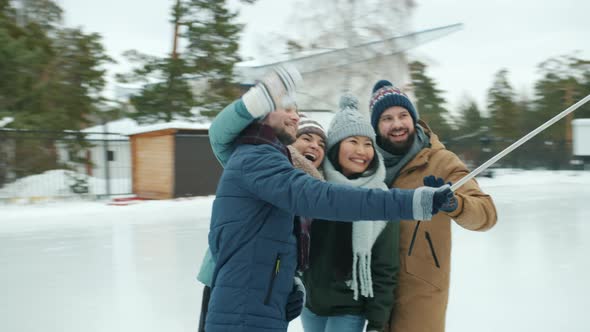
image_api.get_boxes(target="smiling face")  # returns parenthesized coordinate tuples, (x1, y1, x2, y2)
(264, 106, 300, 145)
(291, 133, 326, 168)
(337, 135, 375, 177)
(377, 106, 416, 154)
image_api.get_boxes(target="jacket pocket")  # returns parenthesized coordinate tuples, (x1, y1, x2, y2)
(403, 231, 448, 291)
(403, 254, 447, 291)
(264, 253, 281, 305)
(425, 231, 440, 268)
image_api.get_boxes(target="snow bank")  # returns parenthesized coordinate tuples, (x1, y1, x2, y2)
(0, 169, 131, 199)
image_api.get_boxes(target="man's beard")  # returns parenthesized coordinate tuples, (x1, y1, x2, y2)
(274, 127, 296, 145)
(377, 133, 415, 155)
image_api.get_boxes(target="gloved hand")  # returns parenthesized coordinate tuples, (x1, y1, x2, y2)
(286, 276, 306, 322)
(413, 182, 455, 220)
(431, 184, 454, 215)
(242, 64, 303, 118)
(423, 175, 458, 213)
(423, 175, 445, 187)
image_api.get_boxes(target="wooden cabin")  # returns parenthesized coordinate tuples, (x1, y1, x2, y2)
(129, 125, 222, 199)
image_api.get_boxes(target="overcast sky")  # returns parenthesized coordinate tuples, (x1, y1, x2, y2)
(57, 0, 590, 112)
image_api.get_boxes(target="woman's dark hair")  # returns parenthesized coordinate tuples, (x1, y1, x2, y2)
(327, 139, 379, 179)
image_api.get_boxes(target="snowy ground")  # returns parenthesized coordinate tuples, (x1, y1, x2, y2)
(1, 169, 589, 332)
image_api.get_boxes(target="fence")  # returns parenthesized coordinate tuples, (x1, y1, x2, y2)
(1, 126, 586, 201)
(0, 128, 132, 200)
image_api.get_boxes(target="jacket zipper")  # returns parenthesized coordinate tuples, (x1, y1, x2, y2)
(407, 220, 421, 256)
(264, 254, 281, 305)
(425, 232, 440, 268)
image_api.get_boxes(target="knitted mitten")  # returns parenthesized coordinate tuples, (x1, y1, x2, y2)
(412, 184, 453, 220)
(242, 64, 303, 117)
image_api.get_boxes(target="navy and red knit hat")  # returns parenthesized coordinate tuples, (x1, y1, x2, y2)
(369, 80, 418, 130)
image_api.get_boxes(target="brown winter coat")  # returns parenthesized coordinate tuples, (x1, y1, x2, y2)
(386, 121, 497, 332)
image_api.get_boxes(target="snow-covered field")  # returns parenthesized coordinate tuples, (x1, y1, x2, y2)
(1, 169, 589, 332)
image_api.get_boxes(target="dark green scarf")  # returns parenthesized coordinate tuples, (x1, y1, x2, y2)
(377, 125, 430, 186)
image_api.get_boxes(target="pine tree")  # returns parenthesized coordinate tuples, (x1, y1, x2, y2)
(450, 98, 487, 167)
(184, 0, 243, 117)
(13, 0, 62, 31)
(532, 55, 590, 168)
(579, 66, 590, 119)
(1, 0, 112, 130)
(456, 98, 484, 134)
(1, 0, 113, 179)
(117, 0, 195, 124)
(119, 51, 195, 123)
(487, 69, 520, 141)
(409, 60, 453, 141)
(513, 91, 548, 169)
(119, 0, 246, 122)
(0, 2, 52, 121)
(41, 28, 113, 129)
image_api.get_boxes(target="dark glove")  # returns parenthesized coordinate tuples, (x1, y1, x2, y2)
(431, 185, 452, 214)
(423, 175, 445, 187)
(424, 175, 458, 213)
(286, 276, 305, 322)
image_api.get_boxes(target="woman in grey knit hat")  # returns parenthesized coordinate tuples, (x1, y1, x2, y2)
(301, 93, 399, 332)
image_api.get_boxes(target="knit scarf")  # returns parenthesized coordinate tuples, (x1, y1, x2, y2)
(323, 153, 388, 300)
(236, 123, 292, 162)
(288, 145, 324, 272)
(377, 125, 430, 185)
(287, 145, 324, 182)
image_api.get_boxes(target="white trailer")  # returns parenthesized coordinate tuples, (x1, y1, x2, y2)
(572, 119, 590, 156)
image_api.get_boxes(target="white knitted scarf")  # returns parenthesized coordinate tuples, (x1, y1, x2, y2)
(322, 153, 388, 300)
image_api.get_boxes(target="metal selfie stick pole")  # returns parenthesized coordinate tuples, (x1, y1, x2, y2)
(450, 93, 590, 192)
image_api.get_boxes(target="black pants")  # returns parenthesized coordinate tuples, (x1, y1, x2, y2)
(198, 286, 211, 332)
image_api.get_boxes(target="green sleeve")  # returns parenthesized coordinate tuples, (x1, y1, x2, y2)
(196, 248, 215, 287)
(209, 99, 257, 166)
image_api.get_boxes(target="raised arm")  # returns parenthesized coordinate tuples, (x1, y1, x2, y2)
(209, 65, 303, 166)
(209, 99, 258, 166)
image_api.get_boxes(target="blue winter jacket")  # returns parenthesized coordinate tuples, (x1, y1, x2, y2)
(206, 119, 416, 332)
(197, 100, 257, 288)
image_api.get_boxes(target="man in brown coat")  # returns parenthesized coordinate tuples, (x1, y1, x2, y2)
(369, 80, 498, 332)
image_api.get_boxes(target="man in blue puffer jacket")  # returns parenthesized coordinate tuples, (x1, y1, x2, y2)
(205, 65, 454, 332)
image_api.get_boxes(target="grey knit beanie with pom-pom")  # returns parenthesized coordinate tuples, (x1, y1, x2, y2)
(327, 93, 377, 152)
